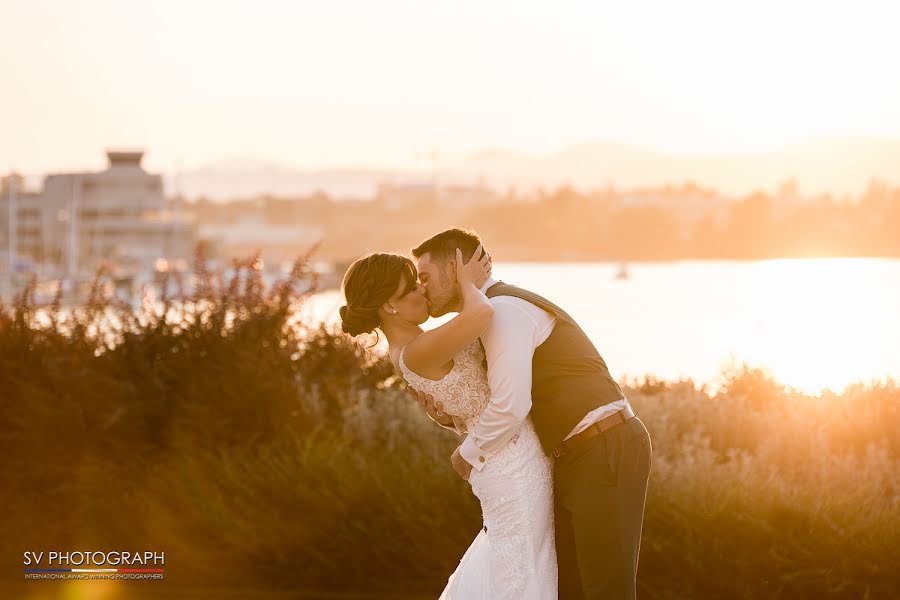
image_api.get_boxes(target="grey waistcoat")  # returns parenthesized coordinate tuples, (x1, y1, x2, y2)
(485, 281, 625, 455)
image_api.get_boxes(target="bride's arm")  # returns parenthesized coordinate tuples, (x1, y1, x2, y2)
(402, 245, 493, 375)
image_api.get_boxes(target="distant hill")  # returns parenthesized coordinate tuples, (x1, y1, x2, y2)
(170, 136, 900, 200)
(446, 136, 900, 197)
(167, 158, 414, 200)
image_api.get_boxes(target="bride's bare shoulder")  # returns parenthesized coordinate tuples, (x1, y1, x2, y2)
(400, 335, 454, 380)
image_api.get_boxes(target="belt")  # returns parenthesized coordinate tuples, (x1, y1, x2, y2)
(551, 404, 635, 459)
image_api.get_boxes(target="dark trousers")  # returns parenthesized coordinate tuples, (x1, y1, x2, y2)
(554, 416, 652, 600)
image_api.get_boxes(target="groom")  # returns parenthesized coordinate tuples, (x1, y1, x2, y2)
(409, 228, 652, 600)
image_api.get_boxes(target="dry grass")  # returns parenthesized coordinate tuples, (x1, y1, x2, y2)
(1, 250, 898, 598)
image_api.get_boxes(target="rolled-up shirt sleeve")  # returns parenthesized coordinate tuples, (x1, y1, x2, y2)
(459, 298, 548, 471)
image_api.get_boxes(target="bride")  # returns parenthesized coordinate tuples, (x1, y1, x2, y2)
(339, 246, 557, 599)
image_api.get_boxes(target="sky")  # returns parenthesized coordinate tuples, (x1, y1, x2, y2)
(2, 0, 900, 175)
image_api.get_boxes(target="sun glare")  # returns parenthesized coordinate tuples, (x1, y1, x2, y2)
(743, 258, 899, 393)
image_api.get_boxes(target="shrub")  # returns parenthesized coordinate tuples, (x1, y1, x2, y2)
(1, 252, 898, 597)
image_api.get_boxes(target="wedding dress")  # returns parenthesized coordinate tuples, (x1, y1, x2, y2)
(400, 340, 557, 599)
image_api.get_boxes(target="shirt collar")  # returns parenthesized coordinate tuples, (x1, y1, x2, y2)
(480, 276, 498, 294)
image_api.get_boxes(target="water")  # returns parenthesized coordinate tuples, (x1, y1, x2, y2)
(309, 258, 900, 393)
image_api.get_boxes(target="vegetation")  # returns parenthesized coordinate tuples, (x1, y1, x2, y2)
(1, 251, 897, 598)
(193, 179, 900, 262)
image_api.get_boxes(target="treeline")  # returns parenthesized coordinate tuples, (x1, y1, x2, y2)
(464, 183, 900, 261)
(190, 180, 900, 262)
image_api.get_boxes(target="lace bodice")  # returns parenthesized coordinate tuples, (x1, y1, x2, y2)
(398, 340, 492, 429)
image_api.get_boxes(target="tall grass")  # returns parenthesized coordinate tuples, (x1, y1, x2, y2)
(1, 251, 898, 598)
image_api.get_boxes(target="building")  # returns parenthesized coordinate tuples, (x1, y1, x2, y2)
(1, 150, 196, 276)
(197, 215, 322, 265)
(375, 181, 499, 212)
(0, 173, 43, 269)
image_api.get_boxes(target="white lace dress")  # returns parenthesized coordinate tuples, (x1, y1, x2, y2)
(399, 340, 557, 599)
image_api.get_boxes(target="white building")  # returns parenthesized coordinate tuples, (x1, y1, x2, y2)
(197, 216, 322, 265)
(1, 150, 195, 275)
(0, 173, 43, 268)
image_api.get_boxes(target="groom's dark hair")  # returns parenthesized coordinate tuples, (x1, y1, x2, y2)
(412, 228, 485, 265)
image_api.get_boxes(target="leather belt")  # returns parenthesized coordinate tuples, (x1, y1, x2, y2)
(552, 404, 635, 459)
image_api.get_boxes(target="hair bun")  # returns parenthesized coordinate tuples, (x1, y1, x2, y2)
(339, 303, 378, 337)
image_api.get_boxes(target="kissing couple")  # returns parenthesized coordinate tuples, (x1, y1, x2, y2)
(340, 228, 652, 599)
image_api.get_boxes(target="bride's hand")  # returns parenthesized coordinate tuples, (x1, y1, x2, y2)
(456, 244, 492, 287)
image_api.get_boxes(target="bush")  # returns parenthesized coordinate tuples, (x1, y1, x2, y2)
(1, 253, 898, 598)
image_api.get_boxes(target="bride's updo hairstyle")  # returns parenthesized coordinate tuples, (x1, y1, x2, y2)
(340, 253, 417, 337)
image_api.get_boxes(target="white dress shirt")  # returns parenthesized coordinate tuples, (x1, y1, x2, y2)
(459, 277, 629, 472)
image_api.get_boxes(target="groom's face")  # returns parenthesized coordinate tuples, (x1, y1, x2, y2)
(416, 252, 459, 317)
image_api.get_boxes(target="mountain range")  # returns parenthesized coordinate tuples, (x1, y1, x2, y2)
(167, 136, 900, 200)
